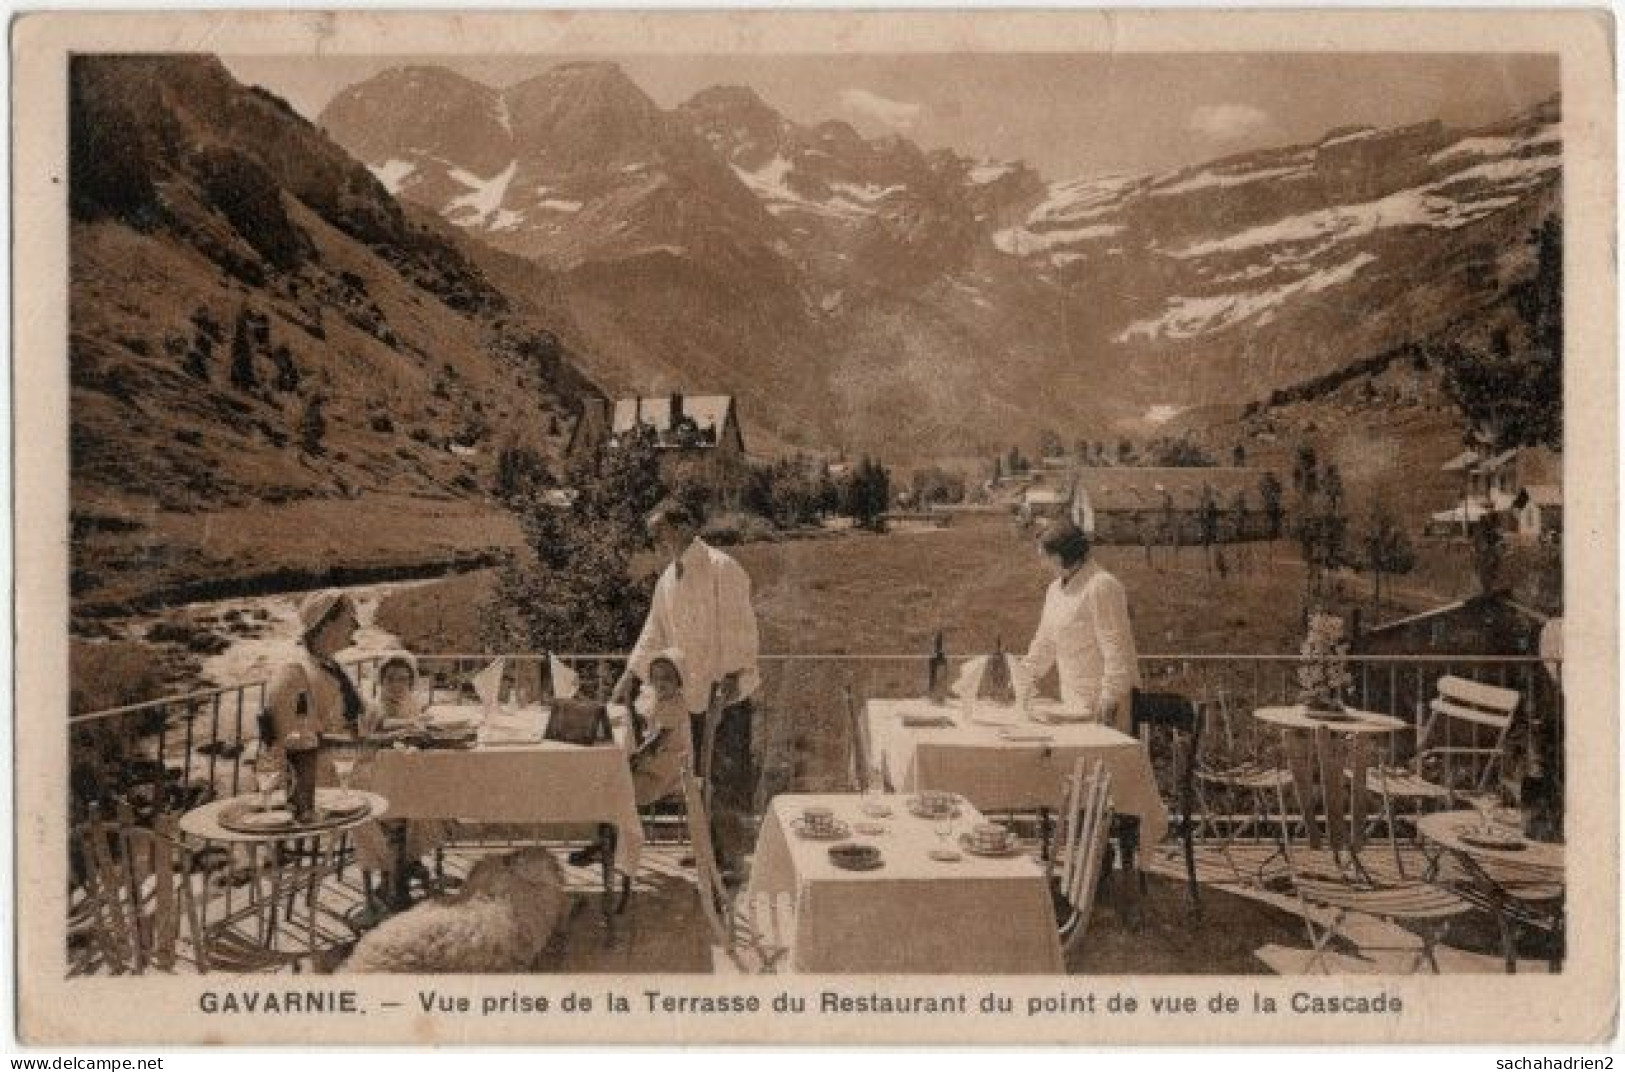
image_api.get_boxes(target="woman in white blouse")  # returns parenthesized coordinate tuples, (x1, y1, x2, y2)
(1020, 519, 1142, 731)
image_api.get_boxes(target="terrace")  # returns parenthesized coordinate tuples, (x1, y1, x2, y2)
(67, 652, 1564, 977)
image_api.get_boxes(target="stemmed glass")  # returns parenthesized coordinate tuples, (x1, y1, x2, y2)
(253, 746, 285, 812)
(1460, 786, 1502, 833)
(329, 739, 359, 807)
(933, 810, 956, 850)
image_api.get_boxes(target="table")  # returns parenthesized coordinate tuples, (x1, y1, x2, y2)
(866, 698, 1169, 846)
(180, 789, 387, 965)
(748, 793, 1065, 974)
(1417, 810, 1565, 972)
(365, 705, 644, 878)
(1253, 705, 1405, 856)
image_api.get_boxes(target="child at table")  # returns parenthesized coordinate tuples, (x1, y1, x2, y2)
(629, 649, 695, 805)
(353, 652, 447, 906)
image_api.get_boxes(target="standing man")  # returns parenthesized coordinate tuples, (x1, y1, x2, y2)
(1020, 519, 1141, 731)
(613, 499, 760, 879)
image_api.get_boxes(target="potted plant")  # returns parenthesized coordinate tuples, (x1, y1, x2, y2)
(1297, 611, 1353, 715)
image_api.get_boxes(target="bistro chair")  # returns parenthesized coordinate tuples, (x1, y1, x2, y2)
(1052, 760, 1115, 954)
(1367, 675, 1520, 868)
(1282, 727, 1473, 974)
(1194, 689, 1300, 886)
(72, 806, 206, 975)
(680, 767, 792, 974)
(1124, 688, 1202, 908)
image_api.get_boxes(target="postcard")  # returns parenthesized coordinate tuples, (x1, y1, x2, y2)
(12, 8, 1617, 1046)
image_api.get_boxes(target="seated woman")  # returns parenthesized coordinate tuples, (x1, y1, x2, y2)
(629, 648, 695, 806)
(352, 651, 447, 907)
(569, 649, 694, 868)
(261, 590, 365, 782)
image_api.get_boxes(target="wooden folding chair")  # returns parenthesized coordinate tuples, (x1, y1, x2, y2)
(1194, 689, 1300, 885)
(842, 684, 891, 793)
(72, 807, 207, 975)
(680, 767, 792, 973)
(1052, 759, 1114, 954)
(1282, 728, 1473, 974)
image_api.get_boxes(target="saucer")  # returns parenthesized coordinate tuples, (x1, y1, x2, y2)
(791, 818, 852, 841)
(928, 848, 963, 863)
(959, 833, 1021, 858)
(1459, 826, 1527, 852)
(860, 801, 894, 818)
(854, 822, 888, 836)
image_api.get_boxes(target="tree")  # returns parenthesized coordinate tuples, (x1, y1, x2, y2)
(1470, 514, 1506, 595)
(270, 344, 300, 393)
(228, 307, 259, 391)
(1197, 483, 1221, 572)
(1231, 443, 1248, 467)
(1117, 439, 1136, 465)
(1361, 499, 1416, 605)
(1293, 456, 1351, 600)
(1259, 472, 1285, 540)
(1037, 428, 1064, 460)
(1440, 219, 1562, 453)
(481, 430, 665, 657)
(299, 396, 327, 456)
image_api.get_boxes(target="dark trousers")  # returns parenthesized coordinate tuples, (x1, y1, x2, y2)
(690, 700, 754, 873)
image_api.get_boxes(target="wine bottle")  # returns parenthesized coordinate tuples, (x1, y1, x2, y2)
(927, 631, 948, 705)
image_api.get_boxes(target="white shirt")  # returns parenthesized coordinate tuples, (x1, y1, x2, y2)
(1022, 559, 1141, 720)
(628, 538, 761, 714)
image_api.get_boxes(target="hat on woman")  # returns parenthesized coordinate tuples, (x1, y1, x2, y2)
(377, 650, 419, 682)
(297, 590, 354, 637)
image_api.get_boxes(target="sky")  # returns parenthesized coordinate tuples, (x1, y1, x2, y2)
(222, 52, 1558, 180)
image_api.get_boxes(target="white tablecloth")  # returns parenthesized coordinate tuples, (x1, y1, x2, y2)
(367, 705, 642, 875)
(867, 698, 1170, 845)
(748, 793, 1065, 974)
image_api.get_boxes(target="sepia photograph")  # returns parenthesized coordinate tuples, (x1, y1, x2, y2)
(11, 8, 1617, 1047)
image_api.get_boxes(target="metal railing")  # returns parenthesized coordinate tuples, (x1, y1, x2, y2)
(68, 652, 1564, 825)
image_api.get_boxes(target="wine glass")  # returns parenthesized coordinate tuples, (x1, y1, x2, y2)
(1461, 785, 1501, 833)
(933, 811, 956, 850)
(252, 746, 284, 811)
(329, 741, 358, 807)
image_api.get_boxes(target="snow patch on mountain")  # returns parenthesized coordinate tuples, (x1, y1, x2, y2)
(368, 159, 417, 194)
(732, 157, 873, 220)
(1319, 127, 1378, 149)
(1028, 174, 1142, 226)
(994, 222, 1122, 256)
(1118, 252, 1378, 341)
(1429, 123, 1561, 164)
(1151, 163, 1312, 197)
(445, 161, 518, 228)
(968, 161, 1016, 185)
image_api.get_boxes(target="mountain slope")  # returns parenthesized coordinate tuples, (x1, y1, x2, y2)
(69, 55, 602, 609)
(318, 62, 1561, 458)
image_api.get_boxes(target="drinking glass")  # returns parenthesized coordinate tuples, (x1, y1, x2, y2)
(933, 812, 955, 848)
(1461, 787, 1500, 833)
(253, 747, 284, 811)
(330, 742, 358, 806)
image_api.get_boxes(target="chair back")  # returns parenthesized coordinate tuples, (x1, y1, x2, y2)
(1058, 759, 1113, 951)
(1420, 675, 1520, 789)
(1131, 689, 1202, 798)
(680, 766, 736, 959)
(843, 685, 874, 793)
(74, 807, 203, 974)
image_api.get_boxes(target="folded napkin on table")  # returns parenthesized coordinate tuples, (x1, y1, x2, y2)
(471, 656, 507, 711)
(549, 653, 580, 700)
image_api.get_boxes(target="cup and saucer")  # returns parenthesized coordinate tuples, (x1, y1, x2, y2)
(960, 822, 1020, 857)
(791, 805, 850, 841)
(908, 791, 959, 820)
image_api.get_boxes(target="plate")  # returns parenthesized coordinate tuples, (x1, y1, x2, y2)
(860, 801, 894, 818)
(1303, 710, 1355, 723)
(315, 793, 370, 819)
(928, 848, 963, 862)
(901, 713, 957, 729)
(828, 843, 883, 871)
(854, 822, 888, 836)
(998, 729, 1055, 743)
(230, 808, 295, 831)
(1029, 710, 1091, 725)
(1459, 827, 1527, 852)
(791, 818, 852, 841)
(959, 833, 1022, 858)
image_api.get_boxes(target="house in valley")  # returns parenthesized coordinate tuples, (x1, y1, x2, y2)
(567, 393, 748, 501)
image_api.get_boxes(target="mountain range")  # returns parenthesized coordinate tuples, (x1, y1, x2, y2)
(320, 62, 1561, 457)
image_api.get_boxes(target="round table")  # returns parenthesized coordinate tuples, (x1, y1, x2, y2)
(180, 790, 386, 967)
(1253, 705, 1406, 856)
(1417, 810, 1565, 972)
(180, 789, 386, 843)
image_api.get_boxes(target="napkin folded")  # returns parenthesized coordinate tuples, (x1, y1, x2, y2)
(950, 655, 987, 700)
(549, 653, 580, 700)
(471, 657, 506, 711)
